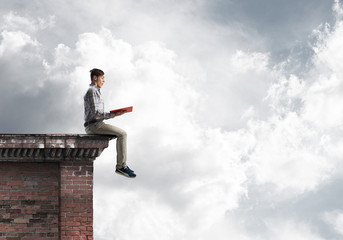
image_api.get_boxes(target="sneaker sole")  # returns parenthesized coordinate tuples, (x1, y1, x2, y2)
(115, 170, 136, 178)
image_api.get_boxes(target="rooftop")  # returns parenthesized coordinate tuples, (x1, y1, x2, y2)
(0, 134, 113, 162)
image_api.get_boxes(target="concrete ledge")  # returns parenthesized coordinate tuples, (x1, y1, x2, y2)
(0, 134, 114, 162)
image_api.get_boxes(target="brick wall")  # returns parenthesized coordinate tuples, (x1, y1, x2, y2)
(60, 161, 94, 239)
(0, 134, 111, 240)
(0, 162, 59, 239)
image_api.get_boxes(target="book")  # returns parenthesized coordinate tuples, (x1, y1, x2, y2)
(110, 106, 133, 114)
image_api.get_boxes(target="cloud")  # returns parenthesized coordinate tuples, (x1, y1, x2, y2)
(2, 11, 55, 33)
(231, 50, 270, 73)
(233, 3, 343, 197)
(249, 114, 334, 193)
(79, 29, 250, 239)
(0, 22, 249, 238)
(0, 30, 38, 56)
(0, 13, 81, 133)
(89, 9, 342, 235)
(1, 1, 343, 239)
(323, 211, 343, 236)
(265, 219, 325, 240)
(301, 14, 343, 130)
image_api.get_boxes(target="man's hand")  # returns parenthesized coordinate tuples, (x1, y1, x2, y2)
(111, 110, 126, 118)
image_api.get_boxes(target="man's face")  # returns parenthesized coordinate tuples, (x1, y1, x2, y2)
(94, 75, 105, 88)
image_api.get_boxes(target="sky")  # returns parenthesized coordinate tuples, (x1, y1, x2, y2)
(1, 0, 343, 239)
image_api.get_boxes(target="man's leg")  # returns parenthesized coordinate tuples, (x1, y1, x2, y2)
(86, 121, 127, 169)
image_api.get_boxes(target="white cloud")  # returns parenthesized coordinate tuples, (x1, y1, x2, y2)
(2, 1, 343, 239)
(265, 74, 305, 115)
(94, 187, 186, 240)
(0, 30, 38, 56)
(14, 25, 251, 238)
(323, 211, 343, 236)
(231, 50, 270, 73)
(301, 18, 343, 130)
(77, 29, 250, 239)
(265, 219, 324, 240)
(238, 2, 343, 195)
(2, 11, 55, 33)
(0, 14, 56, 94)
(247, 112, 333, 193)
(302, 74, 343, 129)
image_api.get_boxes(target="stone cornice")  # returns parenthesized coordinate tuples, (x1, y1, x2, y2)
(0, 134, 113, 162)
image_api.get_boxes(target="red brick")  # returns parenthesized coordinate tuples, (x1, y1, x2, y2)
(65, 230, 81, 236)
(13, 219, 28, 224)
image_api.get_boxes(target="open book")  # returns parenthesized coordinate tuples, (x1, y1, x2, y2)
(110, 106, 133, 114)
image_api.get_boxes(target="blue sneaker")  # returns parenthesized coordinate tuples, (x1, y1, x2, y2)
(126, 166, 135, 173)
(116, 166, 136, 178)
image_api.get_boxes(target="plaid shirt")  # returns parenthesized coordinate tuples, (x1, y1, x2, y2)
(84, 84, 111, 123)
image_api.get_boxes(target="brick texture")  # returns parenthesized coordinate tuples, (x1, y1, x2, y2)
(59, 161, 94, 240)
(0, 163, 59, 239)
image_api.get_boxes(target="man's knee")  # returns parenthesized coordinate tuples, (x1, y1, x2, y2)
(119, 130, 127, 139)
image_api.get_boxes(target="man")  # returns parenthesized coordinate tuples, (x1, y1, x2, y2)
(84, 68, 136, 178)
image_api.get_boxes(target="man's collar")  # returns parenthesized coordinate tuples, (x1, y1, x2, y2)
(90, 83, 101, 92)
(90, 83, 99, 88)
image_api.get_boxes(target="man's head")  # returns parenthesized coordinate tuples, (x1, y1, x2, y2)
(90, 68, 105, 88)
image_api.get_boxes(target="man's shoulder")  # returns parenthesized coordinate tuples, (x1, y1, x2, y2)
(86, 85, 97, 93)
(85, 85, 101, 100)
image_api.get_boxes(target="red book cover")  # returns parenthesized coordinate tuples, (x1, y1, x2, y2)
(110, 106, 133, 114)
